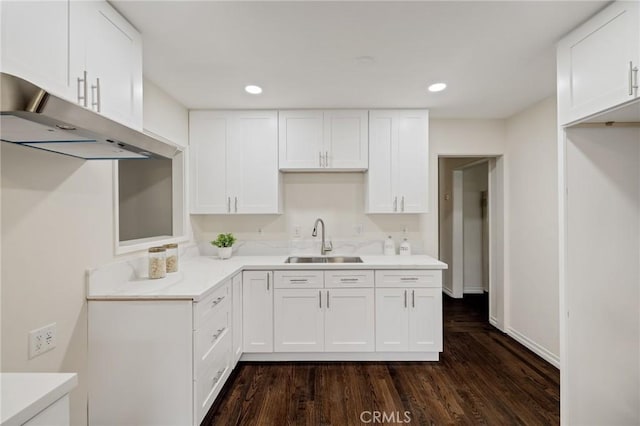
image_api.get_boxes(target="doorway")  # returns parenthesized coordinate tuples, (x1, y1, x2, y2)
(438, 156, 505, 330)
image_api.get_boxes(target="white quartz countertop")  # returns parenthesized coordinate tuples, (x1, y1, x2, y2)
(1, 373, 77, 426)
(88, 255, 447, 302)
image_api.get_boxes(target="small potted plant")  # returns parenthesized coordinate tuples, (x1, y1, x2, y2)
(211, 233, 236, 259)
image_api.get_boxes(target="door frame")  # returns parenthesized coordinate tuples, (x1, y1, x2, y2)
(438, 155, 507, 332)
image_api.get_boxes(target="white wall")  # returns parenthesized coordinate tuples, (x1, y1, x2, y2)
(505, 96, 559, 365)
(0, 79, 189, 426)
(1, 143, 115, 426)
(143, 79, 189, 148)
(564, 126, 640, 425)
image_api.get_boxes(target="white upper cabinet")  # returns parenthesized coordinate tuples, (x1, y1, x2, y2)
(190, 111, 281, 215)
(1, 1, 143, 130)
(71, 1, 143, 129)
(558, 1, 640, 125)
(279, 110, 368, 171)
(367, 110, 429, 213)
(1, 0, 74, 100)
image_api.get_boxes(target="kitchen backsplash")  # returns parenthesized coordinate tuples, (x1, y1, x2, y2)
(197, 238, 424, 257)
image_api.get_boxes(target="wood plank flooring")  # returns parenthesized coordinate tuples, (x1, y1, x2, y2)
(203, 294, 559, 425)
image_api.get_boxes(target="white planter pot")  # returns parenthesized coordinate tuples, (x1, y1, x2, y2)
(218, 246, 233, 259)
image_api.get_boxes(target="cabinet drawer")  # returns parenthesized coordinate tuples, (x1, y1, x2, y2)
(375, 270, 441, 288)
(194, 331, 231, 424)
(194, 305, 230, 373)
(194, 281, 230, 329)
(274, 270, 324, 289)
(324, 270, 374, 288)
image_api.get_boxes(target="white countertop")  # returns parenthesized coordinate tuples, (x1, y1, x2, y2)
(87, 255, 447, 302)
(1, 373, 77, 426)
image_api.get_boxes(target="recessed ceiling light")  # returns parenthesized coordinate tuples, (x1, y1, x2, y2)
(245, 85, 263, 95)
(428, 83, 447, 92)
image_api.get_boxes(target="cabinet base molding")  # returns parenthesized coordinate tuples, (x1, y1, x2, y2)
(240, 352, 439, 362)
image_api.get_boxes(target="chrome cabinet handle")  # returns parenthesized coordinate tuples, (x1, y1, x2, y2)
(227, 197, 231, 213)
(401, 277, 418, 281)
(404, 289, 407, 308)
(401, 196, 405, 212)
(211, 327, 226, 342)
(234, 196, 238, 213)
(631, 61, 639, 96)
(340, 278, 359, 282)
(319, 152, 322, 167)
(91, 78, 101, 112)
(393, 196, 398, 212)
(412, 290, 415, 308)
(266, 273, 270, 291)
(326, 290, 330, 308)
(211, 296, 225, 308)
(290, 279, 308, 283)
(212, 368, 225, 386)
(325, 151, 329, 167)
(77, 70, 88, 107)
(319, 290, 322, 308)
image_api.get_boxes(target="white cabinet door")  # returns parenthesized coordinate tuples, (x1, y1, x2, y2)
(1, 0, 74, 101)
(230, 111, 280, 213)
(408, 288, 443, 352)
(231, 273, 243, 365)
(558, 1, 640, 125)
(274, 289, 324, 352)
(72, 1, 143, 129)
(324, 288, 375, 352)
(323, 110, 368, 169)
(279, 110, 324, 169)
(396, 111, 429, 213)
(242, 271, 273, 353)
(375, 288, 409, 352)
(190, 111, 280, 214)
(367, 110, 429, 213)
(189, 111, 230, 214)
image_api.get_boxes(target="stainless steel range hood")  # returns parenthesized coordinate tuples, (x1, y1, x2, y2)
(0, 73, 180, 160)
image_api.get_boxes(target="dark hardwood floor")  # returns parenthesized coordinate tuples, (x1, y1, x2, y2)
(203, 294, 559, 425)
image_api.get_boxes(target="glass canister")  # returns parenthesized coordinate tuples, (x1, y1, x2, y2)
(148, 246, 167, 279)
(163, 243, 179, 273)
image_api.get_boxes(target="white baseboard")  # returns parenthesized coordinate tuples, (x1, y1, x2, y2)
(463, 287, 485, 294)
(241, 352, 440, 362)
(507, 327, 560, 369)
(442, 287, 454, 297)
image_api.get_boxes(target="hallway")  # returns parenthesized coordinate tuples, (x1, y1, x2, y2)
(204, 295, 560, 425)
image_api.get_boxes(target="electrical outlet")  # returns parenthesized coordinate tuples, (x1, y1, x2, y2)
(293, 225, 301, 239)
(29, 323, 56, 359)
(353, 224, 363, 236)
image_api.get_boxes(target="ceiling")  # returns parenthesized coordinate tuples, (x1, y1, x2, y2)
(111, 1, 608, 119)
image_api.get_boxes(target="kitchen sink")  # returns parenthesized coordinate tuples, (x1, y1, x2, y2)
(285, 256, 363, 264)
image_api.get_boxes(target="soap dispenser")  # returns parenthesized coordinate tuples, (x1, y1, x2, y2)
(383, 236, 396, 256)
(399, 238, 412, 256)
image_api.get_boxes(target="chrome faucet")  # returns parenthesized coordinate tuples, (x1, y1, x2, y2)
(312, 218, 333, 255)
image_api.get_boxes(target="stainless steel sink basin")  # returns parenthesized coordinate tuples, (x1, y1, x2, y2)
(285, 256, 363, 264)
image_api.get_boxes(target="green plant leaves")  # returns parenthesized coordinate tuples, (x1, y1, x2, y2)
(211, 233, 236, 248)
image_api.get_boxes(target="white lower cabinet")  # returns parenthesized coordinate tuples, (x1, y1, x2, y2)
(88, 279, 239, 426)
(273, 270, 375, 353)
(274, 288, 325, 352)
(324, 288, 375, 352)
(242, 271, 274, 352)
(375, 270, 443, 353)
